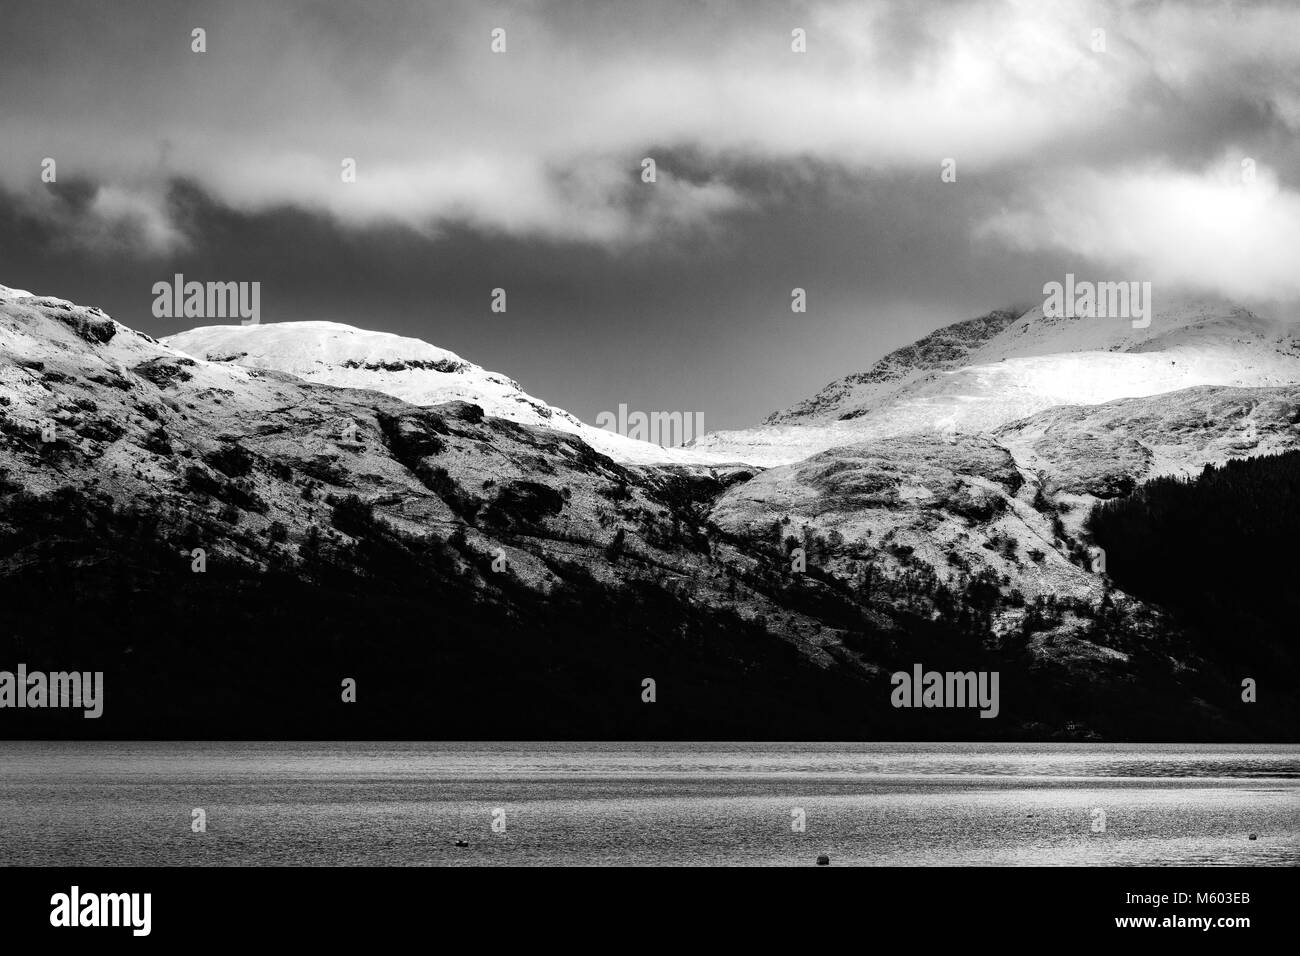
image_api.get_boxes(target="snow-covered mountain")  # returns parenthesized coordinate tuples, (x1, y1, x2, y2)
(694, 299, 1300, 466)
(163, 322, 735, 467)
(4, 280, 1299, 739)
(696, 295, 1300, 633)
(765, 309, 1024, 426)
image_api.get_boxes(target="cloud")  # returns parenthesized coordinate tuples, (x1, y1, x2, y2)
(0, 0, 1297, 290)
(4, 182, 188, 256)
(86, 185, 189, 254)
(192, 151, 750, 244)
(975, 156, 1300, 301)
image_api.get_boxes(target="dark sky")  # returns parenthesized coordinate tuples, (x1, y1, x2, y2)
(2, 0, 1298, 429)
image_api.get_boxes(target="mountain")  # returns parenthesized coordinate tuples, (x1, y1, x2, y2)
(701, 297, 1300, 689)
(709, 385, 1300, 607)
(0, 285, 849, 736)
(765, 309, 1023, 425)
(164, 322, 736, 467)
(694, 299, 1300, 466)
(1, 282, 1296, 740)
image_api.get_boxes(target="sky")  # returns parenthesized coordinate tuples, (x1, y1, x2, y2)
(1, 0, 1298, 430)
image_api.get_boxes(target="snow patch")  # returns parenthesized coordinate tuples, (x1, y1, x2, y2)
(163, 321, 745, 467)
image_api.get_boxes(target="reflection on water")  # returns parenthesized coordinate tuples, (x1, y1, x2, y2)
(1, 742, 1296, 866)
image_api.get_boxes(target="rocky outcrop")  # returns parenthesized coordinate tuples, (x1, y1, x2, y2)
(766, 309, 1022, 424)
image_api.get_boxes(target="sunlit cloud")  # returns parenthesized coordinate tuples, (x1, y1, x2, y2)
(976, 156, 1300, 301)
(0, 0, 1297, 301)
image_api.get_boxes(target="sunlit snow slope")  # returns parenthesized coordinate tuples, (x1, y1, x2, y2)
(165, 322, 737, 467)
(694, 299, 1300, 466)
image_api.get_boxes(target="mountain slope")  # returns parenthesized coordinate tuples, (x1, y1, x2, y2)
(696, 299, 1300, 466)
(0, 286, 879, 735)
(766, 309, 1024, 425)
(710, 385, 1300, 607)
(2, 283, 1297, 740)
(164, 321, 738, 467)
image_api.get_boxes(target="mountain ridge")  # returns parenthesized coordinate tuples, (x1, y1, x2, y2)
(2, 282, 1298, 739)
(695, 297, 1300, 466)
(765, 308, 1025, 425)
(164, 321, 741, 468)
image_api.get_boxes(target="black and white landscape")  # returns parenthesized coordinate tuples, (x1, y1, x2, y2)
(2, 284, 1299, 742)
(0, 0, 1298, 878)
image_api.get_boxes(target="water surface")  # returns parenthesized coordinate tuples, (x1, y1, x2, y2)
(1, 742, 1295, 865)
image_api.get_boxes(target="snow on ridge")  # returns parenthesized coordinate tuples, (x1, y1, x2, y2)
(165, 321, 472, 374)
(697, 298, 1300, 466)
(163, 321, 742, 468)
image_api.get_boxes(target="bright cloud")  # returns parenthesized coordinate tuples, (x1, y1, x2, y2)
(976, 157, 1300, 301)
(0, 0, 1298, 298)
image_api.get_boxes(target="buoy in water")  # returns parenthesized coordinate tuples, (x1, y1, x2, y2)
(454, 840, 469, 848)
(1248, 833, 1258, 840)
(816, 855, 830, 866)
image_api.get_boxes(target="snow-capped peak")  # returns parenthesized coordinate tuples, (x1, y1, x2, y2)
(165, 321, 476, 378)
(694, 297, 1300, 466)
(163, 321, 738, 467)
